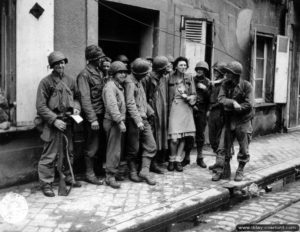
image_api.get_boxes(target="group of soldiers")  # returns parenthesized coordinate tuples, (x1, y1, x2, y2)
(36, 44, 254, 197)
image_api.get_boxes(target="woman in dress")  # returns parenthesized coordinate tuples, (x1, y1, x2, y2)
(168, 56, 196, 172)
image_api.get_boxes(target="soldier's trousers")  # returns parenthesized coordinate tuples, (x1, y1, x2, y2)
(217, 120, 252, 165)
(126, 118, 157, 161)
(84, 114, 106, 159)
(194, 108, 207, 158)
(208, 108, 224, 153)
(103, 119, 122, 176)
(38, 128, 73, 184)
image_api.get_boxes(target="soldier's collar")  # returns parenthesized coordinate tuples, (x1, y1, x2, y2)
(51, 71, 64, 83)
(86, 64, 102, 76)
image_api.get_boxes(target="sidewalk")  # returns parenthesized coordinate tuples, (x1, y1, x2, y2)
(1, 131, 300, 232)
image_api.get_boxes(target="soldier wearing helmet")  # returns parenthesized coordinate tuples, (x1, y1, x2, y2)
(142, 56, 170, 174)
(124, 58, 157, 185)
(36, 51, 82, 197)
(208, 62, 227, 169)
(76, 45, 107, 185)
(212, 61, 254, 182)
(102, 61, 128, 189)
(184, 61, 211, 169)
(166, 54, 175, 73)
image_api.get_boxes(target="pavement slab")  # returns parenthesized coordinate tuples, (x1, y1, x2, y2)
(0, 131, 300, 232)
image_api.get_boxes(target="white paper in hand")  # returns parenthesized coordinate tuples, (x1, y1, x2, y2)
(70, 114, 83, 124)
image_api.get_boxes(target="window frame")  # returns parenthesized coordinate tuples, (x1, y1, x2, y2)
(252, 30, 275, 104)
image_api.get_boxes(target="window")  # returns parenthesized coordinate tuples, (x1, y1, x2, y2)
(252, 31, 275, 103)
(254, 36, 267, 101)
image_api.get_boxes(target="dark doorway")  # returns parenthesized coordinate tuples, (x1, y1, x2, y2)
(99, 1, 159, 63)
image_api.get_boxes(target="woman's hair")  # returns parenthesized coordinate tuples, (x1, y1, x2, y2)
(173, 56, 189, 69)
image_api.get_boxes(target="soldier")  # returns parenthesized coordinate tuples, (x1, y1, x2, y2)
(100, 57, 112, 82)
(36, 51, 81, 197)
(124, 58, 157, 185)
(102, 61, 128, 189)
(212, 61, 254, 182)
(143, 56, 170, 174)
(208, 62, 227, 170)
(189, 61, 211, 168)
(77, 45, 106, 185)
(115, 54, 130, 71)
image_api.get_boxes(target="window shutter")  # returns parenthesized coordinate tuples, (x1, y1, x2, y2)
(185, 20, 205, 43)
(274, 35, 289, 103)
(183, 19, 206, 73)
(251, 28, 257, 86)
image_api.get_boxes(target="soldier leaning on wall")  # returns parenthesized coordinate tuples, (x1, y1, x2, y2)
(77, 45, 107, 185)
(36, 51, 82, 197)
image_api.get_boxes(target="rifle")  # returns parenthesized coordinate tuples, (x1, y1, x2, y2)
(57, 115, 75, 196)
(57, 129, 68, 196)
(221, 112, 232, 179)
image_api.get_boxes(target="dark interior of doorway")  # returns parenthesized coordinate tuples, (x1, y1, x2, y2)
(99, 1, 158, 63)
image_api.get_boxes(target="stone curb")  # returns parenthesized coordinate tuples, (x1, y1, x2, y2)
(222, 157, 300, 190)
(97, 158, 300, 232)
(86, 187, 230, 232)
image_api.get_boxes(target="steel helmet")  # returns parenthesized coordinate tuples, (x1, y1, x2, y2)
(48, 51, 68, 68)
(213, 62, 227, 75)
(131, 58, 150, 75)
(85, 45, 105, 61)
(195, 61, 209, 72)
(152, 56, 169, 72)
(223, 61, 243, 75)
(166, 54, 175, 63)
(109, 61, 128, 75)
(115, 54, 129, 64)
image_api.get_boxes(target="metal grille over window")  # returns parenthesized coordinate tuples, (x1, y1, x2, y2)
(185, 20, 204, 43)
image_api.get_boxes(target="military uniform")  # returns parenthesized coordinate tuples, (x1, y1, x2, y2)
(77, 45, 106, 183)
(36, 71, 80, 184)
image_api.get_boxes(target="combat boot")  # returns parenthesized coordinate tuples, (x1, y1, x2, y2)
(150, 161, 164, 174)
(221, 159, 231, 180)
(128, 160, 143, 183)
(41, 182, 55, 197)
(174, 162, 183, 172)
(212, 171, 222, 181)
(139, 157, 156, 185)
(85, 157, 103, 185)
(208, 163, 217, 170)
(182, 149, 191, 167)
(106, 175, 121, 189)
(196, 158, 207, 168)
(234, 162, 246, 182)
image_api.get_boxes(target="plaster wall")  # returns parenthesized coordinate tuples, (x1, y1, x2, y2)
(16, 0, 54, 126)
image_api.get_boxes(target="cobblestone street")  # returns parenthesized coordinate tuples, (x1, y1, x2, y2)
(0, 131, 300, 232)
(183, 179, 300, 232)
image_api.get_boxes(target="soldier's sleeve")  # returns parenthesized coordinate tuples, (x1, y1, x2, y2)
(218, 83, 235, 110)
(238, 81, 254, 113)
(72, 79, 81, 112)
(77, 72, 97, 123)
(124, 80, 143, 125)
(36, 79, 57, 124)
(103, 85, 123, 123)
